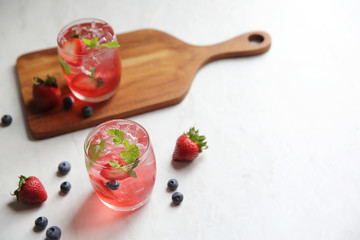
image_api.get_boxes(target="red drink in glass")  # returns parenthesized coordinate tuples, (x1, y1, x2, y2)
(84, 119, 156, 211)
(57, 18, 121, 102)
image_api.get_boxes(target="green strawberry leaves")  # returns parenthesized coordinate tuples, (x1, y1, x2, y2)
(32, 75, 58, 88)
(11, 175, 30, 201)
(185, 127, 208, 153)
(106, 129, 140, 178)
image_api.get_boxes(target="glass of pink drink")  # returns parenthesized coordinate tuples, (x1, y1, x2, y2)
(57, 18, 121, 102)
(84, 119, 156, 211)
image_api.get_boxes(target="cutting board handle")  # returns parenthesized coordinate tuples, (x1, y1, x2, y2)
(200, 31, 271, 64)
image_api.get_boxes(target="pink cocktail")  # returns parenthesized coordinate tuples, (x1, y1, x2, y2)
(57, 18, 121, 102)
(84, 119, 156, 211)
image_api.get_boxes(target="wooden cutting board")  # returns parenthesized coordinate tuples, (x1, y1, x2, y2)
(16, 29, 271, 140)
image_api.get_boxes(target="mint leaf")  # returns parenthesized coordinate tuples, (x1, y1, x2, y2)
(100, 41, 120, 49)
(106, 129, 125, 145)
(89, 140, 106, 162)
(106, 128, 140, 178)
(123, 139, 130, 149)
(82, 38, 98, 49)
(108, 160, 121, 168)
(58, 55, 71, 75)
(128, 169, 137, 178)
(120, 145, 139, 164)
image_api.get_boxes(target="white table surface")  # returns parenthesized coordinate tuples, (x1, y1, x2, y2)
(1, 0, 360, 239)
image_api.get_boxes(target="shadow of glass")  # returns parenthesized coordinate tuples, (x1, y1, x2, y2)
(70, 192, 145, 233)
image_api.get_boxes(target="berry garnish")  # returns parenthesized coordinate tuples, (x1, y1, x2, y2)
(72, 67, 104, 92)
(32, 75, 61, 112)
(60, 181, 71, 193)
(34, 216, 48, 230)
(104, 129, 140, 178)
(172, 192, 184, 205)
(172, 127, 208, 161)
(59, 37, 85, 66)
(100, 163, 131, 181)
(167, 179, 179, 191)
(1, 114, 12, 126)
(106, 180, 120, 190)
(63, 96, 74, 109)
(58, 161, 71, 175)
(12, 175, 47, 204)
(82, 106, 93, 118)
(46, 226, 62, 240)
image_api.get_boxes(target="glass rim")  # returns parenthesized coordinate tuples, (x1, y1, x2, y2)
(84, 119, 151, 170)
(57, 17, 117, 58)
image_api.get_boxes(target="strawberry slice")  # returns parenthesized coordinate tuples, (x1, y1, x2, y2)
(72, 74, 98, 92)
(60, 38, 85, 66)
(100, 163, 130, 181)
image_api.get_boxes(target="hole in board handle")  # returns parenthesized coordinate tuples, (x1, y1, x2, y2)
(248, 34, 264, 45)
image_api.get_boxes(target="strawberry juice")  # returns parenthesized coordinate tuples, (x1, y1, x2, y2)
(57, 18, 121, 102)
(84, 119, 156, 211)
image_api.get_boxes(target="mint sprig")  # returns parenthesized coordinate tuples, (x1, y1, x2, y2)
(106, 129, 140, 178)
(81, 38, 120, 50)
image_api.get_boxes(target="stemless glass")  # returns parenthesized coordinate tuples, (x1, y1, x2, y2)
(57, 18, 121, 102)
(84, 119, 156, 211)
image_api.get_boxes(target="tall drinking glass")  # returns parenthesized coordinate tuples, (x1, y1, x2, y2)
(84, 119, 156, 211)
(57, 18, 121, 102)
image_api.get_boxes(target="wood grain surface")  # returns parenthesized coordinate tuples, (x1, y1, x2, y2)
(16, 29, 271, 140)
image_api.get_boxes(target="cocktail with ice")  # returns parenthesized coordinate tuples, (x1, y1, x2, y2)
(57, 18, 121, 102)
(84, 119, 156, 211)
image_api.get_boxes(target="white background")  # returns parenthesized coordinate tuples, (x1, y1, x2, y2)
(1, 0, 360, 239)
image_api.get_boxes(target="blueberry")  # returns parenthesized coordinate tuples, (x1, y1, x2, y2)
(63, 96, 74, 109)
(34, 216, 48, 230)
(106, 180, 120, 190)
(60, 181, 71, 193)
(167, 179, 179, 191)
(1, 114, 12, 126)
(172, 192, 184, 205)
(58, 161, 71, 175)
(82, 106, 93, 118)
(46, 226, 61, 240)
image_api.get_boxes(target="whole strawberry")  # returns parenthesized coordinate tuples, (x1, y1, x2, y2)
(172, 127, 208, 161)
(12, 175, 47, 204)
(32, 75, 61, 111)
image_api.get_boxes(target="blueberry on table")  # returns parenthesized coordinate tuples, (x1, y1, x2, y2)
(46, 226, 61, 240)
(60, 181, 71, 193)
(172, 192, 184, 205)
(167, 179, 179, 191)
(34, 216, 48, 230)
(82, 106, 93, 118)
(106, 180, 120, 190)
(1, 114, 12, 126)
(58, 161, 71, 175)
(63, 96, 74, 109)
